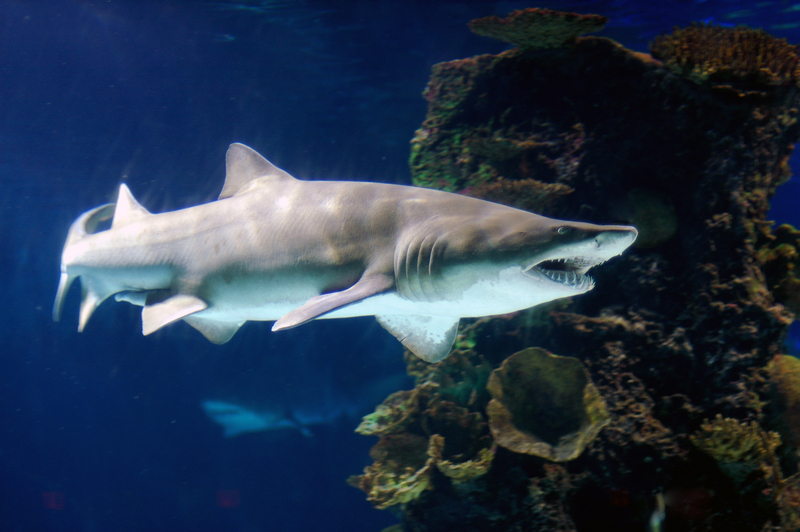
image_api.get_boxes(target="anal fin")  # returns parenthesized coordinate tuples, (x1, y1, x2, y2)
(142, 294, 207, 336)
(376, 314, 459, 363)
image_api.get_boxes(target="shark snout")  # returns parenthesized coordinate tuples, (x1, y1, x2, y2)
(594, 226, 638, 254)
(594, 226, 639, 251)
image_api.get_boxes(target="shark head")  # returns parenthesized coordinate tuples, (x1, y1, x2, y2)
(394, 208, 637, 316)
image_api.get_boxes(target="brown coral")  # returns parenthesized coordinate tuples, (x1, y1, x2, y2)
(650, 23, 800, 88)
(468, 8, 607, 51)
(486, 347, 610, 461)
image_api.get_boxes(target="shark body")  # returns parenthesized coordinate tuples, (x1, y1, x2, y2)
(54, 143, 637, 362)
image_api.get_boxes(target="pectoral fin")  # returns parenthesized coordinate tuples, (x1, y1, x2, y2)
(376, 315, 459, 363)
(272, 273, 393, 331)
(142, 294, 208, 336)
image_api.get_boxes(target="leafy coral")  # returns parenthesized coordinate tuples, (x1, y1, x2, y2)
(350, 349, 495, 508)
(468, 8, 607, 51)
(347, 433, 436, 509)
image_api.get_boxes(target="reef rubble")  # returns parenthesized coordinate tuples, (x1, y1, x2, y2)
(351, 9, 800, 531)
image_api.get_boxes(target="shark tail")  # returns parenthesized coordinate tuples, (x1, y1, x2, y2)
(54, 185, 155, 329)
(53, 203, 116, 323)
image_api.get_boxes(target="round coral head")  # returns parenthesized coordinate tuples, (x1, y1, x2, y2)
(486, 347, 609, 461)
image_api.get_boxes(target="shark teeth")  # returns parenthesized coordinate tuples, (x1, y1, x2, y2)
(527, 256, 599, 290)
(538, 269, 595, 290)
(539, 256, 605, 273)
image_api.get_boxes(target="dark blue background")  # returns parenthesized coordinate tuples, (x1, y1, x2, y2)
(2, 1, 800, 530)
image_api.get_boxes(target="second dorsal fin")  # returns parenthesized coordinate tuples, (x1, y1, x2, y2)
(219, 143, 296, 200)
(112, 184, 151, 229)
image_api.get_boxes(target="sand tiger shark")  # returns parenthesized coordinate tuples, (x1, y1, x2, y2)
(54, 143, 637, 362)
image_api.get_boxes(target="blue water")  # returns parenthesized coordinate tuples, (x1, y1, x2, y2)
(2, 1, 800, 531)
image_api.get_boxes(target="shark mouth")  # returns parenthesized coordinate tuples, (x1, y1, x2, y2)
(523, 257, 599, 291)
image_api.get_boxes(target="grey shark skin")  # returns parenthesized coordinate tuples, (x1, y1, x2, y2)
(54, 143, 637, 362)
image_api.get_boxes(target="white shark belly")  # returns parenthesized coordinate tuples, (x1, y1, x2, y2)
(193, 266, 550, 324)
(191, 269, 354, 322)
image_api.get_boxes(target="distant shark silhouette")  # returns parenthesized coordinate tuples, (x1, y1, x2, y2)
(54, 143, 637, 362)
(201, 400, 315, 438)
(202, 400, 348, 438)
(202, 373, 410, 438)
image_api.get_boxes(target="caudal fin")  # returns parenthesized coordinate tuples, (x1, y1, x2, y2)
(54, 184, 155, 329)
(52, 203, 115, 322)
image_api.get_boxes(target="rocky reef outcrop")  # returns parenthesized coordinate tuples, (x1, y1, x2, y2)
(351, 9, 800, 531)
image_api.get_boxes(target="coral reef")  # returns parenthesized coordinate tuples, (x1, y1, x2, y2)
(650, 23, 800, 95)
(486, 347, 609, 461)
(468, 8, 607, 51)
(353, 9, 800, 531)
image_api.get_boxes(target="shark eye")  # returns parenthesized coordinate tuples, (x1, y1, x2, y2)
(557, 226, 569, 235)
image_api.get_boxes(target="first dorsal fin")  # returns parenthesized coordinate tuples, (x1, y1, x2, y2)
(112, 184, 151, 229)
(219, 143, 296, 200)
